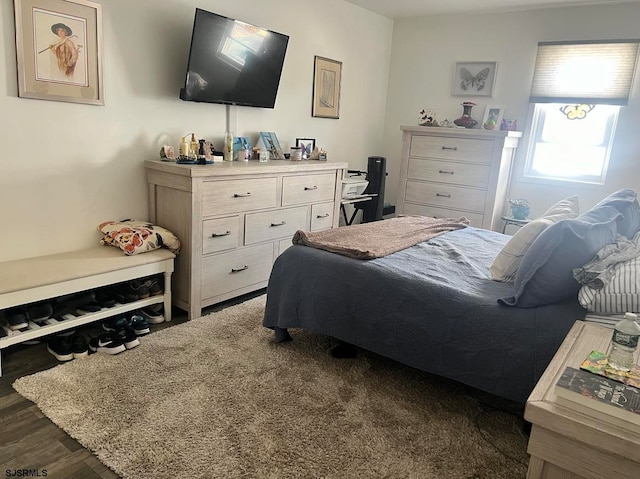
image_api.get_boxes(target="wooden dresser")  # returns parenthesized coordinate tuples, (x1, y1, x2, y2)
(396, 126, 521, 231)
(145, 159, 347, 319)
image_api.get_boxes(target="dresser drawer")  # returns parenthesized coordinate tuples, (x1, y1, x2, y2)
(278, 238, 294, 256)
(202, 216, 240, 255)
(410, 136, 494, 164)
(202, 177, 278, 217)
(310, 203, 334, 231)
(282, 173, 336, 206)
(408, 158, 490, 188)
(403, 203, 484, 228)
(245, 206, 309, 245)
(405, 180, 486, 212)
(201, 243, 274, 301)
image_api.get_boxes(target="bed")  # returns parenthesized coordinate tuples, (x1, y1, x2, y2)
(263, 189, 639, 405)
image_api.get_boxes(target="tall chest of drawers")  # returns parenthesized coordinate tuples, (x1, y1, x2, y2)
(145, 160, 347, 319)
(396, 126, 522, 231)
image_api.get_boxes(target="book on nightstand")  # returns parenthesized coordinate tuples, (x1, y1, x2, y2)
(555, 366, 640, 429)
(580, 350, 640, 388)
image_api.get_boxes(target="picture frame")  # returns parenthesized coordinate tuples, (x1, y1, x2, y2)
(312, 56, 342, 119)
(295, 138, 316, 159)
(14, 0, 104, 105)
(259, 131, 284, 160)
(481, 105, 505, 131)
(232, 136, 251, 161)
(452, 61, 497, 97)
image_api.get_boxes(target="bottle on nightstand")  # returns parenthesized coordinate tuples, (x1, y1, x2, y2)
(607, 312, 640, 371)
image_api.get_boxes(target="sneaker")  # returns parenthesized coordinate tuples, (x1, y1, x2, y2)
(116, 326, 140, 349)
(139, 306, 164, 324)
(0, 326, 7, 338)
(70, 334, 89, 359)
(27, 301, 53, 323)
(126, 279, 150, 299)
(47, 336, 74, 361)
(94, 288, 117, 308)
(143, 276, 163, 296)
(102, 316, 130, 332)
(89, 332, 126, 355)
(5, 308, 28, 330)
(129, 314, 150, 336)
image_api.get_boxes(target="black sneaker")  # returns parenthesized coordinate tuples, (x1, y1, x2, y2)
(0, 326, 7, 338)
(143, 276, 163, 296)
(125, 280, 150, 299)
(102, 316, 130, 332)
(89, 332, 126, 355)
(70, 334, 89, 359)
(47, 336, 74, 361)
(116, 326, 140, 349)
(139, 306, 164, 324)
(5, 308, 28, 330)
(129, 314, 150, 336)
(27, 301, 53, 323)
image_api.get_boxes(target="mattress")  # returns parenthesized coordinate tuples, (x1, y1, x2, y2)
(263, 226, 587, 404)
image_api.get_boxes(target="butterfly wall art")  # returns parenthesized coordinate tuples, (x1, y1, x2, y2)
(452, 62, 497, 97)
(295, 138, 316, 159)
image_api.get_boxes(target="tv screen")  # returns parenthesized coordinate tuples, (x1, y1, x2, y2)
(180, 8, 289, 109)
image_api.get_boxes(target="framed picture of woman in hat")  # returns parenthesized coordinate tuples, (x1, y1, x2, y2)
(14, 0, 104, 105)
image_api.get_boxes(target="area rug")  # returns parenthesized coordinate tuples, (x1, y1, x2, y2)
(13, 296, 529, 478)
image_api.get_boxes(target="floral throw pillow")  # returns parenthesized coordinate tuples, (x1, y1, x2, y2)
(98, 220, 181, 256)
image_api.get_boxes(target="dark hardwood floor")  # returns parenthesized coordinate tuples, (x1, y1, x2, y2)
(0, 291, 264, 479)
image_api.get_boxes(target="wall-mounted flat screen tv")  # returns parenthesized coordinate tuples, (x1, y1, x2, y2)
(179, 8, 289, 109)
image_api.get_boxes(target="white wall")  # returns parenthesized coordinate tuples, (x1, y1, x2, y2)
(383, 3, 640, 219)
(0, 0, 392, 261)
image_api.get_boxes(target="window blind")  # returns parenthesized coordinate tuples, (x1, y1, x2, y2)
(530, 40, 639, 105)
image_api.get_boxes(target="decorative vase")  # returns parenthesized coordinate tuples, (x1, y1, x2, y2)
(454, 103, 478, 129)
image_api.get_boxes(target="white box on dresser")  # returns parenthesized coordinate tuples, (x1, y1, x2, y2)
(396, 126, 522, 231)
(145, 159, 347, 320)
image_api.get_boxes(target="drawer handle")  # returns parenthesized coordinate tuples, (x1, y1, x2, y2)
(438, 170, 454, 175)
(270, 221, 286, 227)
(441, 146, 457, 151)
(436, 193, 451, 198)
(316, 213, 330, 218)
(211, 231, 231, 238)
(231, 266, 248, 273)
(304, 186, 318, 191)
(233, 192, 252, 198)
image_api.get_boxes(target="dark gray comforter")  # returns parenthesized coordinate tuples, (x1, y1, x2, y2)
(263, 226, 586, 404)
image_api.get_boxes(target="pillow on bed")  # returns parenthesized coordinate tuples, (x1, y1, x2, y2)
(499, 205, 620, 308)
(490, 196, 579, 282)
(99, 220, 181, 255)
(589, 188, 640, 239)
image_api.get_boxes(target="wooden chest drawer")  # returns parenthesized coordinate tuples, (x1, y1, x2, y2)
(407, 158, 491, 188)
(244, 206, 309, 245)
(405, 180, 486, 213)
(403, 204, 484, 228)
(310, 203, 334, 231)
(410, 136, 493, 164)
(202, 177, 277, 217)
(282, 173, 336, 206)
(202, 216, 240, 255)
(201, 243, 273, 301)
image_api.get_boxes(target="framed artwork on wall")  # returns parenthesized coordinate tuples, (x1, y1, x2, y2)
(481, 105, 504, 130)
(14, 0, 104, 105)
(312, 56, 342, 119)
(452, 61, 497, 97)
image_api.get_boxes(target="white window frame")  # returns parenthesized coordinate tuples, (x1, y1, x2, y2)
(523, 103, 619, 185)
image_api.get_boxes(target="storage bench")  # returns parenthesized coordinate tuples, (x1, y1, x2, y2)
(0, 246, 175, 375)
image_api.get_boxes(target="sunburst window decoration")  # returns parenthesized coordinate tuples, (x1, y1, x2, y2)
(559, 103, 595, 120)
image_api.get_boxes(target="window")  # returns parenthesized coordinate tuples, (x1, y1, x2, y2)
(525, 40, 638, 184)
(525, 103, 619, 184)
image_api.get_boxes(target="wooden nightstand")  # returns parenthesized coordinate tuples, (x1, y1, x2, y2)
(525, 321, 640, 479)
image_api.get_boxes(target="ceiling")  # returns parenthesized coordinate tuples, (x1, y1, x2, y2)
(343, 0, 640, 18)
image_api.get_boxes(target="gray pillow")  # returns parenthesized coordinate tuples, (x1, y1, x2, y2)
(590, 188, 640, 239)
(499, 205, 621, 308)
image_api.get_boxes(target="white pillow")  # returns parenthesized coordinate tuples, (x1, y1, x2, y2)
(490, 196, 579, 282)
